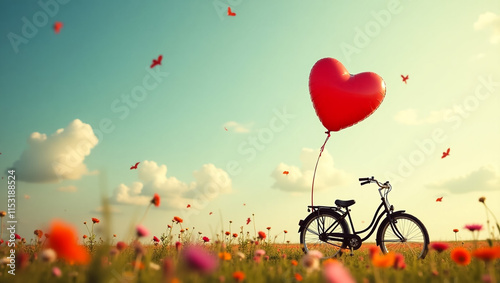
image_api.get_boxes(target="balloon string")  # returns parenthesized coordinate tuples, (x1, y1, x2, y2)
(311, 131, 331, 209)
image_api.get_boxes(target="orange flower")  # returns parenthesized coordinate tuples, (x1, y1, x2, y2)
(291, 259, 298, 266)
(173, 216, 183, 223)
(151, 193, 160, 207)
(294, 273, 303, 281)
(453, 229, 459, 233)
(218, 252, 232, 261)
(92, 218, 100, 224)
(258, 231, 266, 240)
(232, 271, 245, 282)
(371, 252, 396, 268)
(83, 235, 88, 239)
(225, 231, 230, 236)
(451, 247, 471, 266)
(0, 211, 6, 217)
(48, 220, 90, 264)
(34, 229, 43, 239)
(284, 230, 288, 234)
(131, 261, 145, 269)
(472, 246, 500, 262)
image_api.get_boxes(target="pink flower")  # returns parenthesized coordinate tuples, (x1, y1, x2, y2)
(254, 249, 266, 257)
(52, 267, 62, 277)
(182, 245, 218, 274)
(464, 224, 483, 232)
(323, 260, 355, 283)
(136, 225, 149, 237)
(307, 250, 323, 259)
(430, 242, 449, 253)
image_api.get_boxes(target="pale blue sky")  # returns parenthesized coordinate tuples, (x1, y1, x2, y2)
(1, 0, 499, 243)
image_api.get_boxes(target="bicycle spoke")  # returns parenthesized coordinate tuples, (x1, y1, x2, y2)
(380, 214, 429, 259)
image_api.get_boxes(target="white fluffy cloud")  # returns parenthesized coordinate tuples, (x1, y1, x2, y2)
(113, 161, 232, 209)
(13, 119, 98, 183)
(427, 165, 500, 194)
(223, 121, 252, 133)
(474, 12, 500, 44)
(394, 109, 449, 125)
(271, 148, 350, 192)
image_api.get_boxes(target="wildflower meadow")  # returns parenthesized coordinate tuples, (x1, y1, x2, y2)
(1, 195, 499, 283)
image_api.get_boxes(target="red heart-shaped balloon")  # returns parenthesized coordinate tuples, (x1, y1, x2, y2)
(309, 58, 386, 132)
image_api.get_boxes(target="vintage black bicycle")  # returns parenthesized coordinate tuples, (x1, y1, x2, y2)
(298, 176, 430, 259)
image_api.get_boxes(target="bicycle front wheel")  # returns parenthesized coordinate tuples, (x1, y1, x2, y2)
(299, 209, 349, 258)
(378, 213, 429, 259)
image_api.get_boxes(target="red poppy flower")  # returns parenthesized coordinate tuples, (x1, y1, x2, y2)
(116, 241, 127, 251)
(34, 229, 43, 239)
(451, 247, 471, 266)
(47, 220, 90, 264)
(430, 242, 449, 253)
(232, 233, 238, 238)
(83, 235, 88, 239)
(202, 236, 210, 243)
(453, 229, 459, 233)
(175, 241, 182, 250)
(153, 236, 160, 242)
(233, 271, 245, 282)
(173, 216, 183, 223)
(393, 253, 406, 270)
(266, 227, 271, 230)
(472, 246, 500, 262)
(258, 231, 266, 240)
(294, 273, 303, 282)
(225, 231, 230, 236)
(92, 218, 100, 224)
(246, 217, 251, 225)
(151, 193, 160, 207)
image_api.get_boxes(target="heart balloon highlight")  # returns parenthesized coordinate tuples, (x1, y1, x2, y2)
(309, 58, 386, 132)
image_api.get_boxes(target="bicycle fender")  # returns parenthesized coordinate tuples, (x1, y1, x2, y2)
(298, 209, 345, 233)
(375, 210, 406, 246)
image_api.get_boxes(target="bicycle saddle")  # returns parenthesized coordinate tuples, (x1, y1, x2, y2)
(335, 199, 355, 207)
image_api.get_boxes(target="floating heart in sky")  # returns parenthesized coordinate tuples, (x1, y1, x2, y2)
(309, 58, 386, 132)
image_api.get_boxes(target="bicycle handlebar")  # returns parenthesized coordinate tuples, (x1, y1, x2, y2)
(358, 176, 390, 189)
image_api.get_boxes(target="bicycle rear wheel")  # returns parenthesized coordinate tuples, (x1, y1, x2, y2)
(299, 209, 349, 258)
(378, 213, 429, 259)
